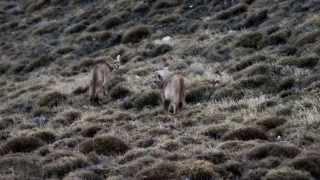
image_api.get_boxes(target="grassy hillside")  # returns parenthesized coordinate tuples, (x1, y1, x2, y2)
(0, 0, 320, 179)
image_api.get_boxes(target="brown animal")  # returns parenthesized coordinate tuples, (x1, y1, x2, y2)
(154, 68, 186, 114)
(89, 55, 120, 104)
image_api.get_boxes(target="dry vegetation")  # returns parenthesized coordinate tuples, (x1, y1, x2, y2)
(0, 0, 320, 179)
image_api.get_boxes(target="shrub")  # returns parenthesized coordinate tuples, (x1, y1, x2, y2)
(136, 161, 177, 180)
(202, 124, 229, 139)
(278, 77, 295, 91)
(0, 63, 11, 75)
(222, 127, 268, 141)
(0, 136, 44, 155)
(235, 32, 264, 49)
(278, 55, 319, 68)
(263, 167, 312, 180)
(51, 110, 81, 127)
(257, 117, 287, 130)
(153, 0, 178, 9)
(122, 25, 151, 43)
(31, 130, 56, 144)
(64, 21, 87, 34)
(213, 86, 244, 101)
(80, 125, 102, 137)
(228, 54, 268, 73)
(178, 160, 219, 180)
(237, 75, 270, 89)
(63, 170, 104, 180)
(33, 20, 60, 35)
(0, 155, 43, 178)
(242, 9, 268, 28)
(43, 153, 88, 178)
(246, 143, 301, 160)
(0, 118, 14, 130)
(101, 15, 123, 29)
(186, 84, 214, 104)
(295, 31, 320, 46)
(38, 91, 67, 108)
(243, 168, 268, 180)
(196, 151, 228, 164)
(130, 90, 161, 110)
(25, 56, 54, 73)
(143, 44, 172, 57)
(266, 30, 291, 45)
(110, 83, 132, 100)
(79, 135, 129, 155)
(216, 4, 247, 20)
(289, 152, 320, 178)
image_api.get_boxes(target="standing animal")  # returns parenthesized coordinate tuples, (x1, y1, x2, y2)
(154, 68, 186, 114)
(89, 55, 121, 104)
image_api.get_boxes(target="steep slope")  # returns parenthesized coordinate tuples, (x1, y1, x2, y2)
(0, 0, 320, 179)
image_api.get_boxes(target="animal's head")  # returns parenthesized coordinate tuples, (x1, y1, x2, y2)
(110, 55, 121, 70)
(152, 67, 172, 89)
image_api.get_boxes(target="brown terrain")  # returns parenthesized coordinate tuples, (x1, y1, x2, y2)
(0, 0, 320, 179)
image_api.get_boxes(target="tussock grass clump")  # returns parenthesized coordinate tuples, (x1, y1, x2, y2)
(263, 167, 312, 180)
(0, 62, 11, 75)
(79, 135, 129, 155)
(257, 117, 287, 130)
(63, 170, 104, 180)
(43, 153, 88, 178)
(64, 21, 87, 34)
(31, 130, 56, 144)
(278, 77, 295, 91)
(213, 86, 244, 101)
(119, 148, 147, 164)
(246, 143, 301, 160)
(0, 155, 43, 178)
(266, 30, 291, 45)
(216, 4, 247, 20)
(122, 25, 151, 43)
(186, 84, 214, 104)
(243, 168, 268, 180)
(295, 31, 320, 46)
(77, 31, 112, 42)
(143, 44, 172, 57)
(80, 125, 102, 137)
(125, 90, 161, 110)
(278, 55, 319, 68)
(235, 31, 264, 49)
(32, 20, 61, 35)
(202, 124, 230, 139)
(51, 110, 81, 127)
(38, 91, 67, 108)
(153, 0, 178, 9)
(136, 161, 177, 180)
(242, 9, 268, 28)
(178, 160, 219, 180)
(110, 83, 132, 100)
(228, 54, 268, 73)
(222, 127, 268, 141)
(237, 74, 271, 89)
(0, 136, 44, 155)
(24, 55, 53, 73)
(196, 151, 228, 164)
(0, 118, 14, 130)
(289, 152, 320, 178)
(101, 15, 123, 29)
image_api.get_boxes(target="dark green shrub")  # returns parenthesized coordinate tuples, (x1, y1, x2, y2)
(131, 90, 161, 110)
(178, 160, 219, 180)
(202, 124, 229, 139)
(257, 117, 287, 130)
(136, 161, 177, 180)
(79, 135, 129, 155)
(31, 130, 56, 144)
(242, 9, 268, 28)
(186, 85, 214, 104)
(246, 143, 301, 160)
(101, 15, 123, 29)
(228, 54, 268, 73)
(122, 25, 151, 43)
(235, 32, 264, 49)
(24, 55, 53, 73)
(295, 31, 320, 46)
(110, 83, 132, 100)
(279, 55, 319, 68)
(38, 91, 67, 107)
(0, 136, 44, 155)
(222, 127, 268, 141)
(289, 152, 320, 178)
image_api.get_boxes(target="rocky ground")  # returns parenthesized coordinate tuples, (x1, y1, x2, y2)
(0, 0, 320, 179)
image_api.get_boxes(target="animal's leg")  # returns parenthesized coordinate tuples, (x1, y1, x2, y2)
(172, 102, 177, 114)
(163, 99, 170, 112)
